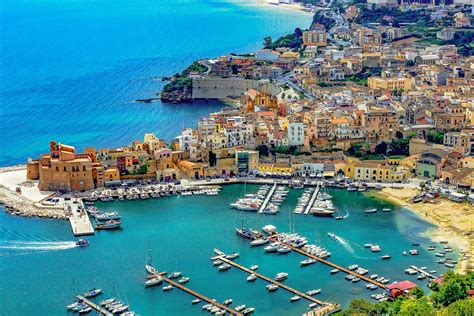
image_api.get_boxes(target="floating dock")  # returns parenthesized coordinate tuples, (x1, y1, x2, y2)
(218, 257, 327, 306)
(268, 236, 386, 289)
(410, 266, 437, 279)
(67, 198, 94, 236)
(75, 295, 112, 316)
(304, 183, 320, 215)
(160, 275, 242, 315)
(258, 183, 277, 214)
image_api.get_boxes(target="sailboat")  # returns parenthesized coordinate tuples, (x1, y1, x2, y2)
(145, 245, 158, 275)
(234, 183, 262, 240)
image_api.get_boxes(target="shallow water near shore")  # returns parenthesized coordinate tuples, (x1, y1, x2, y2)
(0, 0, 311, 166)
(0, 185, 456, 315)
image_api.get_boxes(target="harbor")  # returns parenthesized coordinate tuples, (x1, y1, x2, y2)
(0, 184, 461, 315)
(66, 198, 94, 237)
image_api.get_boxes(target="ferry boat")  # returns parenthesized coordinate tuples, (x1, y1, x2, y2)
(95, 220, 121, 230)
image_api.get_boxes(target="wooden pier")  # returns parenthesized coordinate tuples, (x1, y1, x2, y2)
(304, 183, 320, 215)
(75, 295, 112, 316)
(218, 257, 326, 305)
(268, 236, 386, 289)
(258, 183, 277, 214)
(160, 275, 242, 316)
(410, 265, 438, 279)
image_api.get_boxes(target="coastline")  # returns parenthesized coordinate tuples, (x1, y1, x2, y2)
(231, 0, 314, 15)
(367, 188, 473, 274)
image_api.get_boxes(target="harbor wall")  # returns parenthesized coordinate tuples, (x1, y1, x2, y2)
(192, 78, 281, 99)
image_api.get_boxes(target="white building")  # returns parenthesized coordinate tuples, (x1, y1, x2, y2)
(287, 122, 305, 146)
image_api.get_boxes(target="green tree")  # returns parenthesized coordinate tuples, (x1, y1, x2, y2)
(399, 296, 434, 315)
(433, 279, 466, 306)
(348, 298, 375, 313)
(263, 36, 272, 48)
(444, 298, 474, 315)
(410, 286, 425, 299)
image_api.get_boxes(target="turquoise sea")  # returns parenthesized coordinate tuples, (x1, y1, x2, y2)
(0, 185, 453, 315)
(0, 0, 312, 166)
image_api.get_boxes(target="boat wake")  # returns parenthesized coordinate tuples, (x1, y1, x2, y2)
(343, 211, 350, 219)
(330, 234, 374, 260)
(0, 240, 77, 256)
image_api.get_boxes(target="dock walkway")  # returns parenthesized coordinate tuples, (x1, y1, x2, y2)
(304, 183, 320, 215)
(76, 295, 112, 316)
(218, 257, 325, 305)
(67, 198, 94, 236)
(410, 266, 437, 279)
(258, 183, 277, 214)
(161, 276, 242, 315)
(268, 236, 386, 289)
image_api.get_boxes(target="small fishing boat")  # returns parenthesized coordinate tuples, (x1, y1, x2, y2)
(364, 208, 377, 214)
(347, 264, 359, 271)
(382, 208, 391, 212)
(226, 252, 240, 260)
(192, 299, 201, 304)
(290, 295, 301, 302)
(76, 239, 89, 247)
(250, 265, 259, 271)
(242, 307, 255, 314)
(95, 220, 121, 230)
(235, 305, 246, 312)
(381, 254, 391, 260)
(266, 284, 278, 292)
(330, 269, 339, 274)
(84, 288, 102, 298)
(247, 273, 257, 282)
(223, 298, 233, 305)
(371, 245, 381, 252)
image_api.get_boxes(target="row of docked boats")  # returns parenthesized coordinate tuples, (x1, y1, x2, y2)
(66, 288, 135, 315)
(294, 187, 315, 214)
(364, 208, 391, 214)
(86, 207, 123, 230)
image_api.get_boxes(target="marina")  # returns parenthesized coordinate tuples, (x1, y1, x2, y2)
(67, 199, 94, 237)
(304, 183, 321, 215)
(74, 295, 112, 316)
(258, 184, 277, 214)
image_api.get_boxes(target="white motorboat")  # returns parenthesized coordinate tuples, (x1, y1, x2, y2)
(250, 238, 268, 246)
(146, 263, 158, 275)
(364, 208, 377, 214)
(213, 259, 223, 266)
(192, 299, 202, 304)
(178, 277, 190, 284)
(250, 265, 259, 271)
(274, 272, 288, 281)
(264, 244, 279, 252)
(382, 208, 391, 212)
(371, 245, 381, 252)
(247, 273, 257, 282)
(242, 307, 255, 314)
(145, 276, 163, 287)
(226, 252, 240, 260)
(162, 285, 173, 291)
(300, 258, 317, 266)
(306, 289, 321, 296)
(347, 264, 359, 271)
(266, 284, 278, 291)
(330, 269, 339, 274)
(218, 264, 231, 271)
(67, 301, 79, 310)
(290, 295, 301, 302)
(168, 272, 182, 279)
(223, 298, 233, 305)
(277, 247, 291, 254)
(235, 304, 246, 312)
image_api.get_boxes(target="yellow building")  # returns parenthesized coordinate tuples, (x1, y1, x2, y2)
(368, 75, 414, 91)
(103, 166, 120, 182)
(303, 31, 327, 47)
(257, 162, 293, 174)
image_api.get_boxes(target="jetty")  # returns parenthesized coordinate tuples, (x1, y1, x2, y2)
(67, 198, 94, 236)
(218, 257, 333, 307)
(160, 275, 242, 315)
(75, 295, 112, 316)
(258, 183, 277, 214)
(304, 183, 321, 215)
(410, 265, 438, 279)
(268, 236, 386, 289)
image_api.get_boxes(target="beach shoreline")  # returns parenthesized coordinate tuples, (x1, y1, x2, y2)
(233, 0, 314, 15)
(367, 188, 473, 274)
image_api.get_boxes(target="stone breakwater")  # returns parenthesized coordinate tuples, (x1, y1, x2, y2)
(0, 185, 67, 220)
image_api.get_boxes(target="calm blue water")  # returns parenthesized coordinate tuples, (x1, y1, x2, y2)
(0, 185, 453, 315)
(0, 0, 311, 166)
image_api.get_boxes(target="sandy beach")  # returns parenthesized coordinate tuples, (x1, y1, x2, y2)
(237, 0, 313, 15)
(369, 187, 473, 274)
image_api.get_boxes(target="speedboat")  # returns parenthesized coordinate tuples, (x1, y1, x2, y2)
(218, 264, 231, 271)
(192, 299, 201, 304)
(213, 248, 225, 256)
(266, 284, 278, 291)
(247, 273, 257, 282)
(290, 295, 301, 302)
(371, 245, 381, 252)
(274, 272, 288, 281)
(369, 274, 378, 280)
(84, 288, 102, 298)
(145, 276, 163, 287)
(223, 298, 233, 305)
(364, 243, 373, 248)
(168, 272, 182, 279)
(162, 285, 173, 291)
(345, 274, 355, 281)
(112, 305, 129, 314)
(335, 216, 344, 220)
(364, 208, 377, 214)
(306, 289, 321, 296)
(76, 239, 89, 247)
(327, 232, 336, 238)
(178, 277, 189, 284)
(428, 246, 436, 251)
(409, 249, 419, 255)
(250, 265, 259, 271)
(300, 258, 317, 266)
